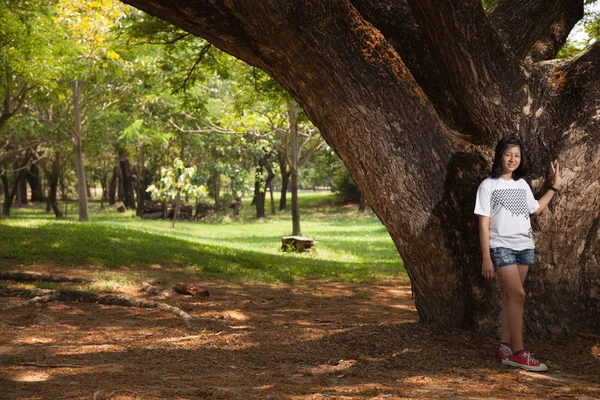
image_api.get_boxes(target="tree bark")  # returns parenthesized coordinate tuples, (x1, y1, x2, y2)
(288, 102, 301, 236)
(488, 0, 583, 60)
(135, 161, 146, 217)
(120, 0, 600, 338)
(72, 80, 89, 222)
(269, 179, 276, 215)
(210, 166, 221, 210)
(277, 147, 290, 211)
(1, 173, 16, 216)
(358, 193, 368, 213)
(26, 164, 45, 202)
(16, 168, 27, 206)
(119, 153, 136, 210)
(108, 164, 119, 205)
(46, 156, 62, 218)
(172, 189, 180, 228)
(254, 162, 266, 219)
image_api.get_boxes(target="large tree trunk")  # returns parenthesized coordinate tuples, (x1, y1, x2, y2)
(72, 80, 89, 222)
(122, 0, 600, 338)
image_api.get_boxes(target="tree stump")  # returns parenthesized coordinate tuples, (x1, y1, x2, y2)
(116, 202, 127, 212)
(281, 236, 315, 252)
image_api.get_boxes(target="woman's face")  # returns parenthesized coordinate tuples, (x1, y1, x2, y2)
(501, 145, 521, 175)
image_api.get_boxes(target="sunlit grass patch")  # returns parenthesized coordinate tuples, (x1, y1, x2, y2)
(4, 192, 405, 283)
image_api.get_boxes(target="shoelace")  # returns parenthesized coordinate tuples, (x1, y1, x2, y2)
(521, 351, 539, 365)
(500, 346, 512, 356)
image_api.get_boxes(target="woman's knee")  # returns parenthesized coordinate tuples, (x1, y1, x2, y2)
(507, 289, 526, 304)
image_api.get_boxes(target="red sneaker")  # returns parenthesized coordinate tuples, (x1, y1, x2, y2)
(498, 343, 512, 360)
(503, 349, 548, 371)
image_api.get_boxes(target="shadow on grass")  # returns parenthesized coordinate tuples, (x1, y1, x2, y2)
(0, 219, 405, 283)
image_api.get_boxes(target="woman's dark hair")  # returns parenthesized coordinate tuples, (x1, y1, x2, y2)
(490, 136, 528, 180)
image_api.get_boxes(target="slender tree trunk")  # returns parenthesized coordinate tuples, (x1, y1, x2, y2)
(1, 173, 16, 216)
(45, 155, 62, 218)
(269, 180, 276, 215)
(254, 162, 266, 219)
(100, 175, 107, 210)
(109, 164, 119, 205)
(288, 102, 301, 236)
(26, 164, 45, 202)
(1, 169, 24, 216)
(278, 151, 290, 211)
(119, 154, 136, 210)
(118, 165, 125, 202)
(172, 189, 180, 228)
(135, 160, 145, 217)
(17, 169, 27, 206)
(210, 167, 221, 211)
(72, 80, 89, 222)
(358, 193, 367, 212)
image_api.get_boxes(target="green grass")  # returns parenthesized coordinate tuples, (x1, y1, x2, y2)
(1, 192, 405, 283)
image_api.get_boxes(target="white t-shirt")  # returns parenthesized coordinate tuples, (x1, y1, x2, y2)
(474, 177, 540, 251)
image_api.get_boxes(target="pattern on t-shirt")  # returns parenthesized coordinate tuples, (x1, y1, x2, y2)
(491, 189, 530, 219)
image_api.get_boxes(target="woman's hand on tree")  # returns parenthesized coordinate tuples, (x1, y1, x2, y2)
(550, 161, 563, 189)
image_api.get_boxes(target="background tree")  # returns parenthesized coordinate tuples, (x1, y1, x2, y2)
(147, 158, 206, 227)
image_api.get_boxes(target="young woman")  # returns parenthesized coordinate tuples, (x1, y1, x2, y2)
(474, 136, 563, 372)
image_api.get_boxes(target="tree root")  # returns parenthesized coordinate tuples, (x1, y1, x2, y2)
(0, 288, 194, 329)
(94, 390, 137, 400)
(19, 362, 91, 368)
(0, 271, 93, 283)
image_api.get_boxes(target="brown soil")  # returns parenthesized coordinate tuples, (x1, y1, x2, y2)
(1, 264, 599, 400)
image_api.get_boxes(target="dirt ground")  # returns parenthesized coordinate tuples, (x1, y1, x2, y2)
(1, 264, 599, 400)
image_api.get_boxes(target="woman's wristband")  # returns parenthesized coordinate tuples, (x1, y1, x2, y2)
(549, 185, 560, 193)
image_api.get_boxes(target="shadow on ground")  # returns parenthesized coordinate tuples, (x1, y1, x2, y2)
(1, 269, 599, 400)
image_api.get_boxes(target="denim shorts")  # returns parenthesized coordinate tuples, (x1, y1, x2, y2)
(490, 247, 536, 269)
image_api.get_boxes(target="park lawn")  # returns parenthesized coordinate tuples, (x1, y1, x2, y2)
(2, 192, 405, 283)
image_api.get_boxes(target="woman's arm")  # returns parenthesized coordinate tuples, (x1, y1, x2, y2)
(478, 215, 494, 281)
(533, 161, 563, 216)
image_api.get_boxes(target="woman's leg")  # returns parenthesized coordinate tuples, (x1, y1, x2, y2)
(500, 264, 529, 345)
(497, 264, 526, 351)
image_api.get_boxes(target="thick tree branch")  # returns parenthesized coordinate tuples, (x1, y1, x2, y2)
(406, 0, 527, 144)
(526, 3, 584, 62)
(348, 0, 475, 133)
(0, 288, 194, 328)
(488, 0, 583, 60)
(546, 41, 600, 108)
(119, 0, 269, 71)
